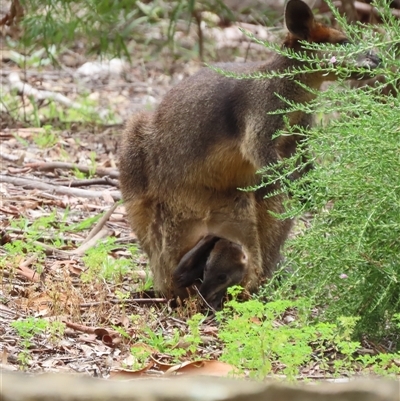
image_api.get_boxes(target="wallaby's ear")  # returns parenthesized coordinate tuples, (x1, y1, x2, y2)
(173, 235, 220, 288)
(285, 0, 315, 40)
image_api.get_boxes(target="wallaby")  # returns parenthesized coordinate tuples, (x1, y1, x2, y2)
(173, 235, 248, 309)
(119, 0, 380, 306)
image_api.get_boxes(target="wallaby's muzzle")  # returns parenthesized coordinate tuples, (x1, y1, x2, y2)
(357, 51, 381, 69)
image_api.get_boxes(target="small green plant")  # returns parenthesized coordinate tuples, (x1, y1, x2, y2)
(129, 345, 153, 370)
(32, 125, 58, 148)
(217, 296, 316, 379)
(126, 312, 207, 367)
(138, 270, 154, 292)
(68, 214, 103, 232)
(81, 237, 135, 283)
(131, 325, 186, 364)
(88, 151, 98, 177)
(216, 295, 400, 379)
(11, 317, 65, 369)
(183, 313, 205, 354)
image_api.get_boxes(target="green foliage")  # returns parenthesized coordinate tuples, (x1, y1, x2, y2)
(17, 0, 233, 60)
(32, 125, 58, 148)
(11, 317, 65, 368)
(183, 313, 206, 354)
(255, 0, 400, 345)
(19, 0, 132, 59)
(81, 237, 138, 283)
(216, 295, 400, 379)
(125, 312, 207, 368)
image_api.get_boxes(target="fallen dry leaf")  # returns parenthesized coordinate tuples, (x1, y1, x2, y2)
(164, 360, 237, 377)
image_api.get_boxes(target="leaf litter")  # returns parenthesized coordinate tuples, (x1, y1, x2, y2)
(0, 49, 239, 378)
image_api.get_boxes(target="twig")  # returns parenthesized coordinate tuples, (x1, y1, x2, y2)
(30, 229, 110, 257)
(104, 177, 120, 188)
(16, 254, 40, 282)
(79, 298, 168, 307)
(193, 285, 216, 312)
(72, 228, 110, 256)
(57, 178, 119, 188)
(25, 162, 119, 179)
(0, 174, 121, 200)
(82, 203, 119, 245)
(32, 241, 72, 257)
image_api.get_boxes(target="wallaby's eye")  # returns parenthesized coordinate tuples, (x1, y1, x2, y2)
(217, 274, 227, 283)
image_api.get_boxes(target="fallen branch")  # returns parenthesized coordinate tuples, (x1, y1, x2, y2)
(8, 72, 85, 109)
(82, 203, 119, 245)
(29, 230, 110, 257)
(0, 174, 121, 201)
(25, 162, 119, 179)
(16, 254, 40, 282)
(79, 298, 168, 308)
(72, 228, 111, 256)
(32, 241, 73, 258)
(58, 178, 119, 188)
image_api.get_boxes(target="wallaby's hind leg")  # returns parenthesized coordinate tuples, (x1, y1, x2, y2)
(256, 192, 293, 278)
(206, 192, 263, 291)
(148, 203, 209, 297)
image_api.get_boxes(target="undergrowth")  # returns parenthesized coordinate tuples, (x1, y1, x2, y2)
(252, 0, 400, 346)
(216, 291, 400, 379)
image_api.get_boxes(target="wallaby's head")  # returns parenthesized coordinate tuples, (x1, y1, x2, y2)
(200, 239, 248, 310)
(284, 0, 380, 79)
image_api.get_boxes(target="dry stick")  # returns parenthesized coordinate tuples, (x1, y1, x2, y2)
(104, 176, 120, 188)
(81, 202, 119, 246)
(32, 241, 72, 257)
(193, 285, 216, 312)
(79, 298, 168, 308)
(25, 162, 119, 179)
(31, 229, 110, 257)
(58, 178, 119, 188)
(72, 228, 110, 256)
(16, 254, 39, 282)
(0, 175, 121, 200)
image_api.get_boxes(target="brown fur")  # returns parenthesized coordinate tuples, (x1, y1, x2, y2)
(119, 0, 380, 301)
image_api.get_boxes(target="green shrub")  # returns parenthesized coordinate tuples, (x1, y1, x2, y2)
(216, 294, 400, 379)
(16, 0, 234, 59)
(255, 0, 400, 345)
